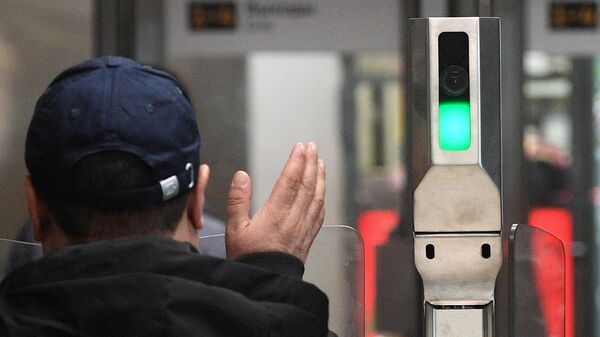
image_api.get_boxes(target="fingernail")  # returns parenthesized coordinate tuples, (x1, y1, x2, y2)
(318, 159, 325, 170)
(232, 171, 248, 187)
(309, 142, 318, 154)
(299, 143, 306, 154)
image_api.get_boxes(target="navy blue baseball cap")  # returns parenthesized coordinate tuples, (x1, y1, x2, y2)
(25, 56, 201, 209)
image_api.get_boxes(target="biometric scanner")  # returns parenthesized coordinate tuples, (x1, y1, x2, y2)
(409, 18, 502, 337)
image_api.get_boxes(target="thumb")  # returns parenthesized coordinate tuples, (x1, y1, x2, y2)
(226, 171, 252, 230)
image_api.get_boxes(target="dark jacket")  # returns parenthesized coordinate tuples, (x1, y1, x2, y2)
(0, 236, 329, 337)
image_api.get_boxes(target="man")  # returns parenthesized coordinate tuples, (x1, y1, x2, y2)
(0, 56, 328, 336)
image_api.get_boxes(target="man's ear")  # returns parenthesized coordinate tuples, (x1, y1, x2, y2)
(187, 164, 210, 230)
(25, 176, 49, 242)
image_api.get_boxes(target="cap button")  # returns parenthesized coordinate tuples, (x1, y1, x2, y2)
(107, 56, 123, 67)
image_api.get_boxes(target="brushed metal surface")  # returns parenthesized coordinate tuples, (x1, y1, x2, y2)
(429, 17, 481, 166)
(426, 305, 493, 337)
(415, 234, 502, 303)
(409, 17, 501, 187)
(410, 17, 502, 337)
(414, 165, 501, 233)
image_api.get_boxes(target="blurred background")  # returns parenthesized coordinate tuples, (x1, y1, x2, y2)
(0, 0, 599, 337)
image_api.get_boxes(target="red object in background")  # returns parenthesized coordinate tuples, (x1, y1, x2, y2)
(357, 210, 399, 337)
(529, 208, 574, 337)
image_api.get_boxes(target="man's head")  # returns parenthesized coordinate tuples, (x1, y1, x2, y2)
(24, 56, 208, 252)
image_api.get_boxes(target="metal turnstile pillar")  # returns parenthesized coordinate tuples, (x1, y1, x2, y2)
(409, 17, 502, 337)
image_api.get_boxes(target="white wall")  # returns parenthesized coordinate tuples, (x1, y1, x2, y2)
(248, 54, 352, 334)
(248, 53, 346, 225)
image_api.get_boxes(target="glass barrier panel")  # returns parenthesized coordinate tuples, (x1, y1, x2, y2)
(199, 225, 365, 337)
(0, 238, 43, 279)
(510, 223, 566, 337)
(305, 225, 364, 337)
(0, 225, 364, 337)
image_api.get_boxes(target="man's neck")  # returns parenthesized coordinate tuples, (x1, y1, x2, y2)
(41, 218, 198, 255)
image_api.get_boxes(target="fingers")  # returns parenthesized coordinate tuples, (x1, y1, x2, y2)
(306, 158, 326, 233)
(291, 142, 319, 217)
(265, 143, 307, 212)
(226, 171, 252, 231)
(224, 143, 325, 262)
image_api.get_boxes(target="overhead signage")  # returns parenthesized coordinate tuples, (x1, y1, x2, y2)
(190, 2, 237, 30)
(527, 0, 600, 55)
(166, 0, 400, 56)
(551, 2, 597, 29)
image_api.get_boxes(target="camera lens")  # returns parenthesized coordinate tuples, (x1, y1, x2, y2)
(441, 65, 469, 97)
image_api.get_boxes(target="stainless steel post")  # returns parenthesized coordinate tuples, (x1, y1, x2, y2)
(409, 17, 502, 337)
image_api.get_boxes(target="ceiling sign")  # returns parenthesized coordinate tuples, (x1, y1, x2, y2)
(527, 0, 600, 55)
(551, 2, 597, 29)
(166, 0, 400, 56)
(190, 2, 237, 30)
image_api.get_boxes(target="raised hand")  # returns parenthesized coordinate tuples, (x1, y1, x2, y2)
(225, 142, 325, 262)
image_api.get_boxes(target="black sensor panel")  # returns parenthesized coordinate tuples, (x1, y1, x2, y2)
(438, 32, 470, 104)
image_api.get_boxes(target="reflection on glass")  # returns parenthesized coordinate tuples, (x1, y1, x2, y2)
(510, 224, 566, 337)
(0, 225, 364, 337)
(0, 238, 43, 279)
(199, 225, 365, 337)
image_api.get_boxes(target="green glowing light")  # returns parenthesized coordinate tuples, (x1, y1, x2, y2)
(439, 101, 471, 151)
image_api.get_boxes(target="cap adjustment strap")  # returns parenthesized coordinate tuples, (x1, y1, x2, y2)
(159, 175, 179, 201)
(71, 163, 195, 209)
(159, 163, 194, 201)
